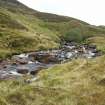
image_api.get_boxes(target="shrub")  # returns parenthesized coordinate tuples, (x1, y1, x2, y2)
(64, 28, 83, 42)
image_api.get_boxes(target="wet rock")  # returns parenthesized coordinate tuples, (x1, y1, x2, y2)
(17, 67, 29, 74)
(88, 45, 96, 49)
(83, 44, 89, 49)
(12, 54, 28, 60)
(9, 71, 22, 76)
(0, 60, 3, 63)
(92, 50, 99, 53)
(17, 54, 28, 58)
(62, 45, 75, 50)
(65, 52, 73, 59)
(3, 65, 7, 69)
(30, 70, 39, 75)
(0, 70, 20, 80)
(88, 51, 95, 56)
(12, 62, 18, 66)
(35, 54, 56, 63)
(12, 54, 29, 65)
(28, 61, 34, 64)
(29, 51, 62, 63)
(15, 58, 28, 65)
(28, 52, 36, 58)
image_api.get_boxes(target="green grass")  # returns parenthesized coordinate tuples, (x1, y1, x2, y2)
(1, 56, 105, 105)
(0, 0, 105, 59)
(0, 1, 105, 104)
(86, 36, 105, 52)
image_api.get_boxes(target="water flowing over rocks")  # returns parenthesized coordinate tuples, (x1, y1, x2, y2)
(0, 42, 102, 80)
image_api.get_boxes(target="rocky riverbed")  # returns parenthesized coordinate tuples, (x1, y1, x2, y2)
(0, 42, 102, 80)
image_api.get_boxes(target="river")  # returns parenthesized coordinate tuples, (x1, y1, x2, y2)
(0, 42, 102, 80)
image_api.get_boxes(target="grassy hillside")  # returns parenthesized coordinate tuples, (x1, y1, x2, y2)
(0, 0, 105, 58)
(0, 56, 105, 105)
(1, 1, 105, 105)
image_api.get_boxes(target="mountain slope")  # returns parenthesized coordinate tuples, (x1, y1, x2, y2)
(0, 0, 105, 59)
(0, 1, 105, 105)
(1, 56, 105, 105)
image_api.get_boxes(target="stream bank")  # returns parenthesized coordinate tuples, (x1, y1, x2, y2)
(0, 42, 102, 80)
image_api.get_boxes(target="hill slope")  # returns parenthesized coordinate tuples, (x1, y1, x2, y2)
(1, 56, 105, 105)
(1, 1, 105, 105)
(0, 0, 105, 58)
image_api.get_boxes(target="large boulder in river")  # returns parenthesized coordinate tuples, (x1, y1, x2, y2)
(12, 54, 29, 64)
(17, 67, 29, 74)
(28, 51, 62, 63)
(65, 52, 73, 59)
(33, 53, 57, 63)
(17, 59, 28, 65)
(12, 54, 28, 59)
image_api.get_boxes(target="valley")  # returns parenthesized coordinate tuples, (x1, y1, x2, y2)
(0, 0, 105, 105)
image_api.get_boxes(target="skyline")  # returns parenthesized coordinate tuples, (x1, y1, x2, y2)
(18, 0, 105, 26)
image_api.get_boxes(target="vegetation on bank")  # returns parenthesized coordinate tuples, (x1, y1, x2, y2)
(0, 0, 105, 105)
(0, 56, 105, 105)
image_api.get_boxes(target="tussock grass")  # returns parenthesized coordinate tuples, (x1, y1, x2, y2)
(0, 56, 105, 105)
(0, 0, 105, 58)
(0, 1, 105, 104)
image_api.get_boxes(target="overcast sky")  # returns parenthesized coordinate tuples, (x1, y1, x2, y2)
(18, 0, 105, 26)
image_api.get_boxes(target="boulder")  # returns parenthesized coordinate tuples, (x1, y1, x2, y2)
(30, 70, 39, 75)
(18, 54, 28, 58)
(16, 59, 28, 65)
(28, 61, 34, 64)
(88, 45, 96, 49)
(65, 52, 73, 59)
(3, 65, 7, 69)
(12, 62, 18, 66)
(17, 67, 29, 74)
(35, 53, 56, 63)
(0, 60, 3, 63)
